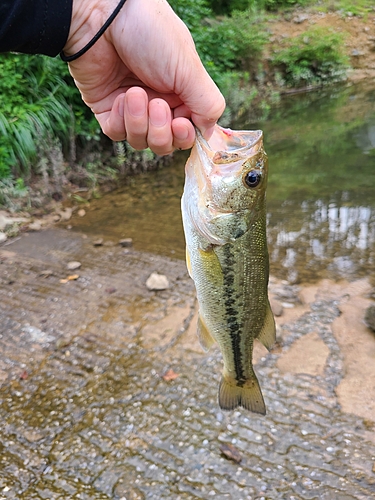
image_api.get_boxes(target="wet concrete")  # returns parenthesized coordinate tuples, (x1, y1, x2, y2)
(1, 228, 375, 499)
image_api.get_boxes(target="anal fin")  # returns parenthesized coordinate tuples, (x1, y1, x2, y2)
(197, 314, 215, 352)
(257, 300, 276, 351)
(218, 374, 266, 415)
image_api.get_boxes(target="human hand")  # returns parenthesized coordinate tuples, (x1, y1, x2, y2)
(63, 0, 225, 155)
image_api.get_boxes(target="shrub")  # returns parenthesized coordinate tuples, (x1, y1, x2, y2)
(169, 1, 267, 84)
(323, 0, 375, 17)
(262, 0, 312, 11)
(0, 53, 99, 179)
(207, 0, 312, 14)
(218, 72, 259, 126)
(271, 27, 349, 87)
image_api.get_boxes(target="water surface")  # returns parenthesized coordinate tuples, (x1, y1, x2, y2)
(71, 83, 375, 283)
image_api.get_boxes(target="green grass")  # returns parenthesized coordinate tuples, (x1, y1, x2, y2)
(271, 26, 350, 87)
(318, 0, 375, 16)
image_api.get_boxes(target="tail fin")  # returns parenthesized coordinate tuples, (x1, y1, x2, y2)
(218, 375, 266, 415)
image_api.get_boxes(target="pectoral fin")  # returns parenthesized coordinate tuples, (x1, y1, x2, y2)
(185, 246, 192, 278)
(197, 314, 215, 352)
(257, 301, 276, 351)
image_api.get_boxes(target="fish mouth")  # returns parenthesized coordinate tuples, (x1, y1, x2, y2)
(196, 126, 263, 166)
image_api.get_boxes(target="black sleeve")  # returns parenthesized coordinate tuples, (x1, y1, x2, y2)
(0, 0, 73, 57)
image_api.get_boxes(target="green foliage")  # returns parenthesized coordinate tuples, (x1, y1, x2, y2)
(207, 0, 312, 14)
(262, 0, 312, 11)
(320, 0, 375, 16)
(168, 0, 212, 28)
(208, 0, 256, 15)
(169, 1, 267, 85)
(0, 53, 99, 179)
(0, 177, 29, 211)
(271, 27, 349, 87)
(0, 0, 362, 192)
(219, 72, 258, 126)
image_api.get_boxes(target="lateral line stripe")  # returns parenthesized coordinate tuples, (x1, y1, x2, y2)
(223, 245, 245, 385)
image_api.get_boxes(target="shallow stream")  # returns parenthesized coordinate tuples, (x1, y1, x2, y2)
(71, 83, 375, 284)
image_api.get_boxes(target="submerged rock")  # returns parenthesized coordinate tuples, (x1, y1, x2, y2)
(119, 238, 133, 248)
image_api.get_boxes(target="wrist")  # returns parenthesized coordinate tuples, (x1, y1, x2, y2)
(63, 0, 118, 58)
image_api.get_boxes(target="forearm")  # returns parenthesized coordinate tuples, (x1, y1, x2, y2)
(0, 0, 72, 56)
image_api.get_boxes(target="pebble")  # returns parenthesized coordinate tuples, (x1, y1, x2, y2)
(273, 285, 299, 303)
(28, 221, 42, 231)
(58, 208, 73, 221)
(93, 238, 104, 246)
(0, 232, 7, 244)
(275, 325, 284, 344)
(78, 209, 86, 217)
(146, 272, 169, 291)
(270, 298, 283, 317)
(119, 238, 133, 248)
(23, 430, 44, 443)
(0, 211, 28, 230)
(293, 14, 309, 24)
(39, 270, 53, 278)
(281, 302, 295, 309)
(364, 305, 375, 332)
(67, 261, 82, 271)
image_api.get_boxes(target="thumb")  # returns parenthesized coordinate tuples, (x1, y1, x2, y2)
(179, 64, 226, 139)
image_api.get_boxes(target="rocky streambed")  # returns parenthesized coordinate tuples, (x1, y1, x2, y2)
(0, 226, 375, 499)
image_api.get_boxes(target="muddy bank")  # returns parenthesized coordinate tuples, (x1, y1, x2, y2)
(1, 227, 375, 499)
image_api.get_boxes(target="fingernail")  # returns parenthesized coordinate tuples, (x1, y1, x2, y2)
(202, 125, 215, 140)
(177, 125, 189, 141)
(150, 102, 168, 127)
(127, 95, 147, 117)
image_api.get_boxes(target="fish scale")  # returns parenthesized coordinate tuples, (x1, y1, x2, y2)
(181, 125, 276, 414)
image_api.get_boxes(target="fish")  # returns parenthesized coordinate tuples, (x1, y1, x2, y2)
(181, 125, 275, 414)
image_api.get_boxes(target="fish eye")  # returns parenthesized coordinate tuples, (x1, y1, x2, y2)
(243, 170, 262, 188)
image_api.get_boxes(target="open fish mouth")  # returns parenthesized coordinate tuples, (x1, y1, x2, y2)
(196, 126, 263, 165)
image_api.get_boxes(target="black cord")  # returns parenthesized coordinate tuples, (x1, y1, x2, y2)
(60, 0, 127, 62)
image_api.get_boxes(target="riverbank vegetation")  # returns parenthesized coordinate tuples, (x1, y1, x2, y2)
(0, 0, 374, 209)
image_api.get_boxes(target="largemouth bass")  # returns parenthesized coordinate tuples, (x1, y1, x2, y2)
(181, 125, 275, 414)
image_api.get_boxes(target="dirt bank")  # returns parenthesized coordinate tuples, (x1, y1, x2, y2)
(266, 9, 375, 83)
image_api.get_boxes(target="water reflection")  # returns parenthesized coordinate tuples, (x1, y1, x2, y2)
(70, 84, 375, 284)
(268, 198, 375, 283)
(355, 118, 375, 153)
